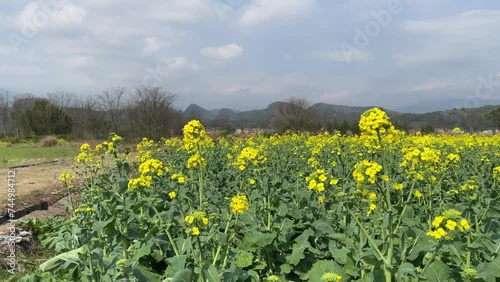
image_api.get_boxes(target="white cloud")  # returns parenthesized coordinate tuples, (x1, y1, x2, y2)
(239, 0, 316, 28)
(397, 10, 500, 67)
(0, 45, 12, 56)
(64, 55, 93, 68)
(13, 2, 87, 31)
(150, 0, 213, 23)
(142, 37, 164, 54)
(0, 64, 42, 75)
(320, 49, 372, 62)
(200, 44, 243, 63)
(409, 80, 454, 92)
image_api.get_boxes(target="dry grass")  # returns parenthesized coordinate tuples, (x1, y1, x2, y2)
(0, 161, 73, 208)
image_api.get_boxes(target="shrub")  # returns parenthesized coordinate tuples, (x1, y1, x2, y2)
(41, 136, 58, 147)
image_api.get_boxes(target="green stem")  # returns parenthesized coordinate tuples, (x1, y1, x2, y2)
(212, 214, 233, 265)
(222, 232, 236, 269)
(421, 242, 442, 276)
(346, 206, 389, 264)
(199, 166, 204, 209)
(196, 236, 205, 281)
(267, 192, 272, 230)
(151, 204, 180, 256)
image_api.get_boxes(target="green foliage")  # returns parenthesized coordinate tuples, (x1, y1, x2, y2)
(23, 121, 500, 281)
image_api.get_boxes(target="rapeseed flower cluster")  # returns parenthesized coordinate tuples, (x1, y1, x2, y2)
(187, 153, 206, 169)
(234, 146, 263, 171)
(427, 209, 470, 240)
(136, 138, 155, 162)
(461, 177, 478, 191)
(358, 107, 400, 151)
(367, 191, 377, 216)
(353, 160, 383, 187)
(59, 172, 76, 185)
(359, 107, 392, 134)
(183, 120, 213, 153)
(400, 146, 441, 181)
(128, 158, 166, 191)
(493, 166, 500, 181)
(76, 143, 94, 163)
(171, 172, 187, 184)
(230, 194, 249, 214)
(185, 211, 209, 236)
(306, 169, 329, 192)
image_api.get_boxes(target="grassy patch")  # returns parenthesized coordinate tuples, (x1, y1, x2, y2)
(0, 237, 57, 281)
(0, 143, 79, 168)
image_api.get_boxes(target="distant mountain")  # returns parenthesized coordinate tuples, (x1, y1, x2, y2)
(397, 98, 500, 114)
(183, 101, 500, 131)
(183, 104, 216, 121)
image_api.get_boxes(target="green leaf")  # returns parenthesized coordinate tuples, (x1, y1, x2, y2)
(287, 229, 314, 265)
(397, 262, 417, 280)
(166, 255, 188, 277)
(421, 260, 451, 282)
(205, 265, 222, 282)
(313, 219, 335, 236)
(307, 260, 348, 282)
(407, 232, 434, 261)
(39, 247, 83, 272)
(170, 269, 193, 282)
(328, 244, 349, 265)
(236, 251, 254, 268)
(133, 264, 162, 282)
(477, 255, 500, 280)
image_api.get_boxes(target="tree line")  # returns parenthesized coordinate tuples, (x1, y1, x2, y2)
(0, 86, 182, 140)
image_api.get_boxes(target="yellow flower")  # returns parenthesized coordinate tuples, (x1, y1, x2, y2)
(185, 215, 195, 224)
(169, 191, 177, 199)
(202, 218, 209, 225)
(316, 183, 325, 192)
(459, 218, 471, 231)
(368, 192, 377, 201)
(367, 203, 376, 216)
(85, 207, 92, 212)
(318, 196, 325, 203)
(393, 183, 403, 191)
(414, 190, 422, 199)
(192, 227, 200, 236)
(308, 179, 317, 190)
(248, 179, 256, 185)
(318, 174, 327, 182)
(445, 220, 457, 230)
(230, 195, 250, 214)
(432, 216, 445, 228)
(329, 178, 339, 185)
(178, 176, 185, 184)
(382, 175, 389, 182)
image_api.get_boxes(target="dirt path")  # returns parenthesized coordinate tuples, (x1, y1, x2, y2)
(0, 160, 75, 235)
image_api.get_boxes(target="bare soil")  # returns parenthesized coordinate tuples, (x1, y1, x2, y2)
(0, 160, 75, 234)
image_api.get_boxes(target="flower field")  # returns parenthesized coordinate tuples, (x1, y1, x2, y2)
(23, 108, 500, 282)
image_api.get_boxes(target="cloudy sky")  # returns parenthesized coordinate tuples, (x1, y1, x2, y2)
(1, 0, 500, 111)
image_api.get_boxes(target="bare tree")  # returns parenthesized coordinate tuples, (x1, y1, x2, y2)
(0, 89, 12, 138)
(269, 97, 319, 132)
(68, 96, 109, 139)
(47, 91, 77, 109)
(97, 86, 127, 133)
(11, 93, 37, 137)
(127, 85, 179, 139)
